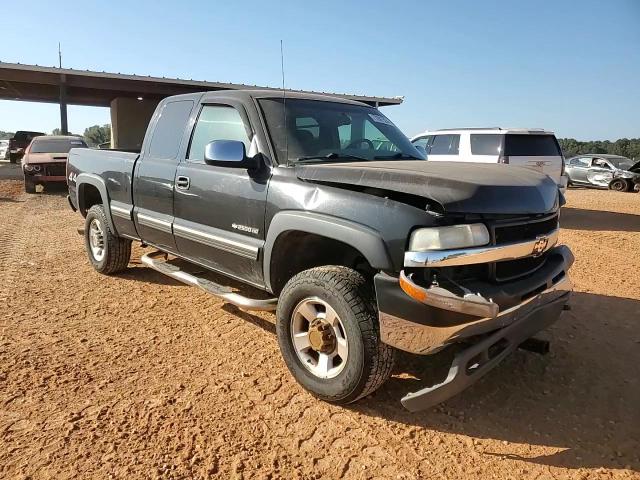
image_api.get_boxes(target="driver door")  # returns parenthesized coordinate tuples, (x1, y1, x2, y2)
(172, 102, 268, 287)
(587, 158, 613, 186)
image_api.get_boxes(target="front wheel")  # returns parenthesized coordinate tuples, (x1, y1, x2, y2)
(84, 204, 131, 274)
(24, 177, 36, 194)
(276, 266, 394, 404)
(609, 178, 629, 192)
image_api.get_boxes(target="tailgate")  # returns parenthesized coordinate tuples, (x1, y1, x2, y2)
(509, 155, 563, 182)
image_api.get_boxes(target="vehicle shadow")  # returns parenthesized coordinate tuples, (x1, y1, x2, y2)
(561, 207, 640, 232)
(349, 291, 640, 472)
(221, 304, 276, 335)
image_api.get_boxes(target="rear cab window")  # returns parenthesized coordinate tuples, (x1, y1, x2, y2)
(503, 134, 561, 156)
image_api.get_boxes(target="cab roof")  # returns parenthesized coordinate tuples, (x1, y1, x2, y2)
(162, 89, 374, 107)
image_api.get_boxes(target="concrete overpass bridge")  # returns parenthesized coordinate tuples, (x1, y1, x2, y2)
(0, 62, 403, 149)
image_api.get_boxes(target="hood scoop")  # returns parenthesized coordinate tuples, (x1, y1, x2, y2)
(296, 161, 559, 215)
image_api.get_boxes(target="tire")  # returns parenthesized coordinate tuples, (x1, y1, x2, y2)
(24, 178, 36, 194)
(276, 266, 394, 404)
(84, 204, 131, 274)
(9, 153, 18, 163)
(609, 178, 628, 192)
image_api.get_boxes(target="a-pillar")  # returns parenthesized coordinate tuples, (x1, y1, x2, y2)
(110, 97, 158, 150)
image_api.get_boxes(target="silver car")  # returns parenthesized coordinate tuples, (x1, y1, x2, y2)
(0, 139, 8, 159)
(565, 154, 640, 192)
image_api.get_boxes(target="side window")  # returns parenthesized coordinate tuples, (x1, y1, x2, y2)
(188, 105, 251, 162)
(592, 158, 611, 169)
(364, 118, 399, 152)
(148, 100, 194, 159)
(429, 134, 460, 155)
(570, 157, 589, 167)
(412, 136, 431, 150)
(470, 134, 503, 155)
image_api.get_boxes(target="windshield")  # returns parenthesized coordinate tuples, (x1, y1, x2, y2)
(258, 98, 423, 164)
(31, 138, 87, 153)
(607, 157, 634, 170)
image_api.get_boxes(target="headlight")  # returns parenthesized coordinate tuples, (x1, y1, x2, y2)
(408, 224, 490, 251)
(23, 164, 34, 172)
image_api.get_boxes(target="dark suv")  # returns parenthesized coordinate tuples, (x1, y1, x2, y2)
(8, 131, 45, 163)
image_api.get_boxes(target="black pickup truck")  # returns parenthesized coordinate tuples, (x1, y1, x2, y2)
(67, 90, 573, 411)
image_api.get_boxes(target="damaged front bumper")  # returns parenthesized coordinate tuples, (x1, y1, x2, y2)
(375, 238, 574, 411)
(400, 275, 571, 411)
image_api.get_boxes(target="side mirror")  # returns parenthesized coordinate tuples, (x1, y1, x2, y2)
(204, 140, 257, 169)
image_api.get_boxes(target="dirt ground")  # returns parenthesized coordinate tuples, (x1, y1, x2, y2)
(1, 180, 639, 479)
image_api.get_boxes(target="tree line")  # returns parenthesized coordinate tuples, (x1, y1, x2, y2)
(0, 125, 111, 147)
(558, 138, 640, 160)
(3, 127, 638, 159)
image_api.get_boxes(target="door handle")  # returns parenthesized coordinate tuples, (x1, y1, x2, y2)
(176, 176, 190, 190)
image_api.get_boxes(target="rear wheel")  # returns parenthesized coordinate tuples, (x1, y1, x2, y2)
(276, 266, 394, 404)
(609, 178, 628, 192)
(9, 153, 18, 163)
(84, 204, 131, 274)
(24, 177, 36, 194)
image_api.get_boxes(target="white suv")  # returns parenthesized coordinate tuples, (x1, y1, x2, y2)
(410, 128, 568, 193)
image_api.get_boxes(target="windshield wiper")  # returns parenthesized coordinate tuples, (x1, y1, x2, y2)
(296, 153, 369, 164)
(373, 152, 421, 160)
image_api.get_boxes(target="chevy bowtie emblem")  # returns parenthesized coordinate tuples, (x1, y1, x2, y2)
(532, 235, 549, 257)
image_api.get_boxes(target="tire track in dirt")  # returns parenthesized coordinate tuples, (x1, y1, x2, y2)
(0, 182, 29, 301)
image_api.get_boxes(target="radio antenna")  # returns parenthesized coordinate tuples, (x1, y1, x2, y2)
(280, 40, 289, 166)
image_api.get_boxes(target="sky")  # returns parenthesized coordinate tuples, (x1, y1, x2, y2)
(0, 0, 638, 140)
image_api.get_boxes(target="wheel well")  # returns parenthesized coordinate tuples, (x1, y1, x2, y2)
(79, 183, 103, 216)
(269, 231, 375, 295)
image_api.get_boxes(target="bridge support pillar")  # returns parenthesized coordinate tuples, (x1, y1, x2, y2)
(110, 97, 158, 149)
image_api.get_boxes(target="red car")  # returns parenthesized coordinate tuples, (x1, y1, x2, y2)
(22, 135, 87, 193)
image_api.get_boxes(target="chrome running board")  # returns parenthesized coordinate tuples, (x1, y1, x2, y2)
(140, 251, 278, 312)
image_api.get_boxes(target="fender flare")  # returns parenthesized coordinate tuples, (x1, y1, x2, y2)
(75, 173, 117, 233)
(263, 210, 393, 292)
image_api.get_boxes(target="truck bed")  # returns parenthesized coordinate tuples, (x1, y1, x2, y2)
(67, 147, 139, 212)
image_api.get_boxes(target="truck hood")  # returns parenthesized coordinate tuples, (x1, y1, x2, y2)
(296, 160, 559, 215)
(23, 153, 68, 164)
